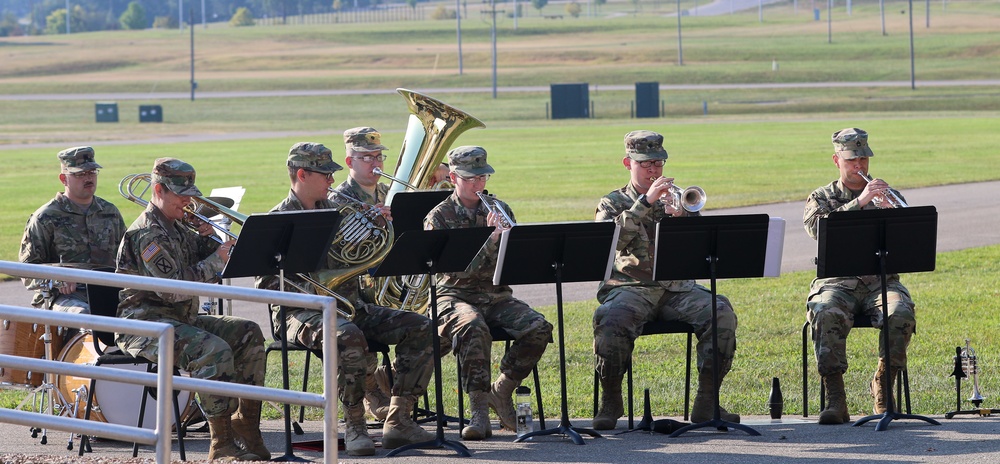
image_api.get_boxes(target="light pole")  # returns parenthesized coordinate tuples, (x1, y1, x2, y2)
(827, 0, 832, 44)
(65, 0, 69, 34)
(489, 0, 498, 99)
(190, 8, 197, 100)
(880, 0, 886, 36)
(908, 0, 916, 90)
(676, 0, 683, 66)
(456, 0, 463, 75)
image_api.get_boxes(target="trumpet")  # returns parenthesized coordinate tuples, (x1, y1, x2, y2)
(476, 190, 516, 229)
(649, 177, 707, 213)
(961, 339, 986, 404)
(119, 173, 356, 320)
(857, 171, 908, 208)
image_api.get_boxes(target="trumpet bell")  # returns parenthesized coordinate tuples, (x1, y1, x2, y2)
(680, 186, 707, 212)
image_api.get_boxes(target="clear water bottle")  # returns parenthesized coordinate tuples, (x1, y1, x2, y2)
(515, 386, 533, 438)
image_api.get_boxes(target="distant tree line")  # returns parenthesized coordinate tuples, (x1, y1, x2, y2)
(0, 0, 416, 36)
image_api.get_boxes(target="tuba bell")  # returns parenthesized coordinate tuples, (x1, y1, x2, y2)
(360, 88, 485, 314)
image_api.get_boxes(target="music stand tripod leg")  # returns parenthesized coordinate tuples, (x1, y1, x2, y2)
(670, 258, 760, 438)
(515, 262, 602, 445)
(273, 269, 309, 462)
(852, 251, 940, 431)
(387, 267, 470, 457)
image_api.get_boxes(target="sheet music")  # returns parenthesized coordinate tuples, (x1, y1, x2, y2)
(764, 217, 785, 277)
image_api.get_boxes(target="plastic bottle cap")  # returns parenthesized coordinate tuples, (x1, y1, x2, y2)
(515, 386, 530, 395)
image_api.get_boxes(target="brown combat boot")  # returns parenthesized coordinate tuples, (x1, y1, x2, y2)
(364, 365, 392, 422)
(871, 359, 898, 414)
(382, 395, 434, 449)
(231, 399, 270, 460)
(461, 391, 492, 440)
(487, 373, 519, 431)
(592, 375, 624, 430)
(691, 370, 740, 423)
(207, 415, 262, 461)
(818, 373, 850, 425)
(343, 402, 375, 456)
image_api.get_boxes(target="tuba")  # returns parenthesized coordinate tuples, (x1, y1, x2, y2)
(360, 88, 485, 314)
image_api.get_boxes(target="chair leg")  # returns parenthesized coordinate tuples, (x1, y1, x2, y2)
(532, 366, 545, 430)
(802, 320, 810, 418)
(626, 357, 634, 429)
(298, 351, 311, 424)
(78, 378, 99, 456)
(592, 368, 599, 418)
(684, 331, 693, 422)
(457, 356, 465, 429)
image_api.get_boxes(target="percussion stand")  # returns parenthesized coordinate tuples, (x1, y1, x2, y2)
(15, 323, 73, 446)
(657, 215, 775, 438)
(221, 209, 342, 461)
(375, 227, 494, 458)
(487, 221, 619, 445)
(812, 206, 940, 432)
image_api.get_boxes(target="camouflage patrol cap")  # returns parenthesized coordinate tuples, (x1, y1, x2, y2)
(151, 157, 202, 196)
(287, 142, 343, 174)
(58, 146, 102, 173)
(448, 146, 495, 177)
(343, 126, 388, 153)
(832, 128, 874, 160)
(624, 130, 668, 161)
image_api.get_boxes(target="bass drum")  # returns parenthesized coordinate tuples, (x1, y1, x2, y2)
(0, 320, 64, 388)
(55, 332, 197, 428)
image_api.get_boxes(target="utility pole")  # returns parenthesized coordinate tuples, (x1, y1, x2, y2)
(65, 0, 69, 34)
(827, 0, 832, 44)
(488, 0, 499, 99)
(190, 9, 197, 101)
(880, 0, 886, 36)
(909, 0, 916, 90)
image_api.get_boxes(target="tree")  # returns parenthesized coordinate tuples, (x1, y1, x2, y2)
(531, 0, 547, 15)
(44, 6, 86, 34)
(230, 7, 255, 26)
(406, 0, 418, 10)
(565, 1, 580, 17)
(119, 1, 146, 30)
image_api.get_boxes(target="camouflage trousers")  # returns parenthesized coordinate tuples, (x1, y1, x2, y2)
(807, 280, 915, 377)
(117, 315, 266, 418)
(276, 303, 434, 406)
(50, 291, 89, 315)
(436, 296, 553, 394)
(593, 285, 738, 381)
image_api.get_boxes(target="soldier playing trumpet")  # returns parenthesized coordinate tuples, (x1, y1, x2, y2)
(423, 146, 553, 440)
(593, 130, 741, 430)
(804, 127, 916, 425)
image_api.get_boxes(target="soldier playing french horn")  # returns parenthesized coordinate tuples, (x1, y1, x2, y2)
(255, 140, 435, 456)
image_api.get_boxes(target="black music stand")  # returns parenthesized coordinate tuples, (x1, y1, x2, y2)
(493, 221, 620, 445)
(654, 214, 771, 438)
(816, 206, 940, 432)
(374, 227, 494, 457)
(389, 190, 452, 236)
(222, 209, 341, 462)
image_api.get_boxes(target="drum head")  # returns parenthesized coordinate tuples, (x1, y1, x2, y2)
(56, 333, 194, 428)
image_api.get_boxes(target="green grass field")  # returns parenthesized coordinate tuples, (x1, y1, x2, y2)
(2, 0, 999, 422)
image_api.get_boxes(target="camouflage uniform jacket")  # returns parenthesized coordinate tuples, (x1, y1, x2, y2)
(595, 182, 700, 300)
(117, 204, 223, 324)
(803, 179, 906, 290)
(423, 192, 516, 305)
(19, 192, 126, 307)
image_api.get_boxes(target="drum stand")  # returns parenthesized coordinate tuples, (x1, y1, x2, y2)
(13, 325, 76, 447)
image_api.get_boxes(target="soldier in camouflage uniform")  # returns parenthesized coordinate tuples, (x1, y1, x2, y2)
(256, 138, 435, 455)
(423, 146, 554, 440)
(593, 130, 740, 430)
(116, 158, 269, 461)
(19, 146, 125, 316)
(803, 128, 916, 425)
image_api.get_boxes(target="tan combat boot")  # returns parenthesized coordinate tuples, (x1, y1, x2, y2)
(871, 359, 898, 414)
(691, 370, 740, 423)
(382, 396, 435, 449)
(818, 373, 850, 425)
(207, 415, 262, 461)
(343, 402, 375, 456)
(592, 375, 624, 430)
(487, 373, 519, 431)
(231, 399, 271, 460)
(461, 391, 492, 440)
(364, 365, 392, 422)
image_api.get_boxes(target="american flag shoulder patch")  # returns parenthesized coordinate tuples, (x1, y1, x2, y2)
(142, 242, 161, 262)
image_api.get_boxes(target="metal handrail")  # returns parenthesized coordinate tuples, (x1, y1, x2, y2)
(0, 260, 338, 464)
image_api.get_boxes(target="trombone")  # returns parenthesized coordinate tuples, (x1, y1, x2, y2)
(476, 190, 516, 229)
(857, 171, 908, 208)
(119, 173, 356, 320)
